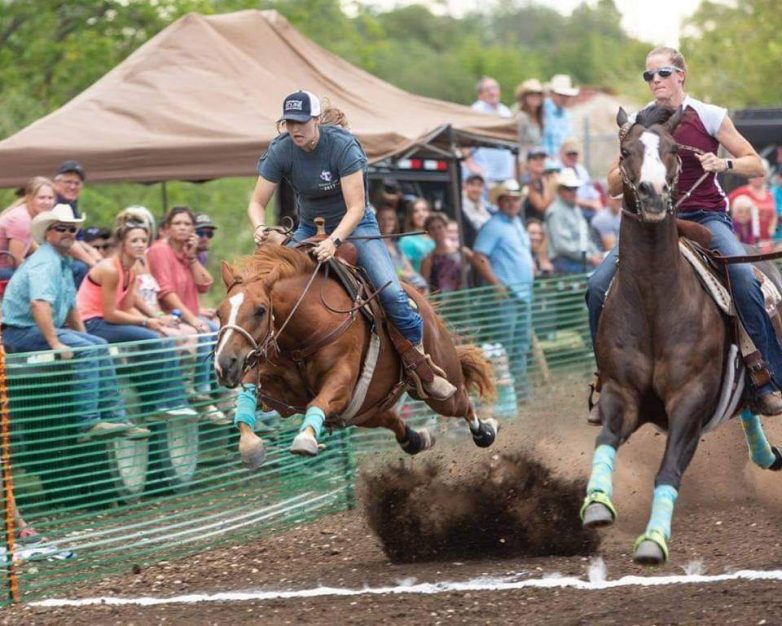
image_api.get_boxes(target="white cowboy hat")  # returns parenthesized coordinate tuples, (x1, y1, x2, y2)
(556, 168, 583, 189)
(31, 203, 86, 244)
(548, 74, 580, 97)
(489, 179, 523, 205)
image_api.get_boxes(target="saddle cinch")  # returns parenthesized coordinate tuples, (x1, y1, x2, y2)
(676, 220, 782, 432)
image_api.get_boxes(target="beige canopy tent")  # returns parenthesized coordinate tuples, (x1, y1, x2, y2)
(0, 9, 517, 188)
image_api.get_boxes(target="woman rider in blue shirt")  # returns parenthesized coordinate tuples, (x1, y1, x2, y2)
(247, 91, 456, 403)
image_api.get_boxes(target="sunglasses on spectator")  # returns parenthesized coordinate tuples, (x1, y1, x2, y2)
(92, 243, 114, 251)
(642, 66, 682, 82)
(51, 225, 79, 234)
(196, 229, 215, 239)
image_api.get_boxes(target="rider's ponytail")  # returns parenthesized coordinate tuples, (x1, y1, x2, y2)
(319, 98, 350, 129)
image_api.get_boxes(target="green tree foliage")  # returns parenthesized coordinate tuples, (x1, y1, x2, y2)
(681, 0, 782, 108)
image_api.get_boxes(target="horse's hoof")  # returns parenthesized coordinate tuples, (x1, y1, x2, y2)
(239, 434, 266, 470)
(768, 446, 782, 471)
(633, 539, 667, 565)
(582, 503, 614, 529)
(400, 427, 435, 455)
(471, 418, 499, 448)
(290, 431, 319, 457)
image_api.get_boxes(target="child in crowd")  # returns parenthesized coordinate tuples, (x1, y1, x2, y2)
(399, 197, 435, 273)
(420, 212, 464, 293)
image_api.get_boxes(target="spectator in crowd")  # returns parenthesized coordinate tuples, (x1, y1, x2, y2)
(376, 206, 428, 294)
(523, 148, 558, 221)
(461, 173, 493, 248)
(728, 159, 777, 243)
(513, 78, 545, 162)
(399, 197, 435, 273)
(463, 77, 515, 185)
(591, 195, 622, 251)
(420, 212, 463, 294)
(731, 195, 760, 246)
(772, 164, 782, 237)
(542, 74, 579, 158)
(558, 139, 603, 221)
(146, 206, 227, 420)
(545, 169, 603, 274)
(525, 218, 554, 276)
(1, 204, 146, 440)
(446, 219, 461, 250)
(0, 177, 56, 279)
(52, 160, 103, 287)
(472, 179, 534, 389)
(194, 212, 217, 266)
(76, 216, 198, 421)
(83, 226, 114, 259)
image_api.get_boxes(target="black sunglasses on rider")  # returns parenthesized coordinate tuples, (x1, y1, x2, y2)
(196, 228, 214, 239)
(51, 225, 79, 234)
(642, 66, 682, 82)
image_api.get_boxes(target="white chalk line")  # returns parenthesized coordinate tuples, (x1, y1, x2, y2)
(31, 568, 782, 608)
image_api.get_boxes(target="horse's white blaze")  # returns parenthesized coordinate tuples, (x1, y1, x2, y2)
(214, 292, 245, 365)
(639, 132, 668, 193)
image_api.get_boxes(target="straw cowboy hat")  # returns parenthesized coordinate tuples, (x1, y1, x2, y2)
(514, 78, 544, 100)
(489, 179, 524, 205)
(548, 74, 580, 97)
(556, 168, 583, 189)
(31, 203, 85, 244)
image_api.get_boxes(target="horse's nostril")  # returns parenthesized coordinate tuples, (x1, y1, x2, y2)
(638, 182, 654, 196)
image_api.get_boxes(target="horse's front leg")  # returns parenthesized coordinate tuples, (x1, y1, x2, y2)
(634, 393, 704, 565)
(582, 385, 637, 529)
(361, 408, 435, 455)
(290, 362, 354, 457)
(235, 375, 266, 470)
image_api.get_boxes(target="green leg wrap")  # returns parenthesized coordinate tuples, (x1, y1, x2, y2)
(645, 484, 678, 540)
(234, 384, 257, 429)
(740, 409, 776, 469)
(587, 444, 617, 498)
(301, 406, 326, 439)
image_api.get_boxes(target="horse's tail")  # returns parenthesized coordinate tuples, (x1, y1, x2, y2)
(456, 344, 497, 402)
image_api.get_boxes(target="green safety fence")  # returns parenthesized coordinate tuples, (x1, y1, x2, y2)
(0, 273, 594, 604)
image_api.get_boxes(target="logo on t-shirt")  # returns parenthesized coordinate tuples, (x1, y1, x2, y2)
(320, 170, 333, 183)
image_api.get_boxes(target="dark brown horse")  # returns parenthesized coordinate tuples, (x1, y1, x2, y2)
(213, 245, 498, 468)
(582, 105, 782, 564)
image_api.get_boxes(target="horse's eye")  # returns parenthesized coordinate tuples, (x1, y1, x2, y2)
(620, 148, 630, 158)
(670, 144, 679, 154)
(255, 306, 267, 317)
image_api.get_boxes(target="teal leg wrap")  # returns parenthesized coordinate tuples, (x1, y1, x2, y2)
(645, 484, 678, 540)
(740, 409, 776, 469)
(234, 384, 258, 429)
(301, 406, 326, 439)
(587, 444, 617, 498)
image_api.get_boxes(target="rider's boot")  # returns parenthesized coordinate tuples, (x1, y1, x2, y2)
(748, 389, 782, 416)
(400, 343, 457, 401)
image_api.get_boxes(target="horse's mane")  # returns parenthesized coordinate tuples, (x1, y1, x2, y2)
(231, 245, 316, 282)
(635, 105, 677, 129)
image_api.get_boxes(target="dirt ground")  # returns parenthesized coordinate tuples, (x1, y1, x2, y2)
(4, 379, 782, 625)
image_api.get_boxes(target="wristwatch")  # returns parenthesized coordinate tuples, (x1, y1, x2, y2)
(725, 158, 734, 171)
(330, 236, 342, 247)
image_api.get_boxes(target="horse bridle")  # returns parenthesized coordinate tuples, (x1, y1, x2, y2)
(618, 124, 706, 221)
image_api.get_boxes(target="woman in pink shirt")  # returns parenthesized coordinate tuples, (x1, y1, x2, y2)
(0, 177, 56, 278)
(77, 217, 197, 421)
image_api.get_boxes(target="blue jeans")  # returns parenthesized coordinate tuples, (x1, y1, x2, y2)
(71, 260, 89, 289)
(84, 318, 188, 411)
(496, 295, 531, 396)
(553, 256, 587, 275)
(586, 210, 782, 391)
(2, 325, 126, 427)
(194, 317, 219, 393)
(289, 210, 424, 344)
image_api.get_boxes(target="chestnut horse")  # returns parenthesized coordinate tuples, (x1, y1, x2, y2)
(213, 245, 498, 468)
(582, 105, 782, 565)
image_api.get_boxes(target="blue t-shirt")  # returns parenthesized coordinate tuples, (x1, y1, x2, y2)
(2, 243, 76, 328)
(473, 213, 534, 302)
(257, 125, 369, 230)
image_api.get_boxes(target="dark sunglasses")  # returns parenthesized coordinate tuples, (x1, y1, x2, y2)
(642, 66, 681, 82)
(196, 229, 214, 239)
(51, 225, 79, 234)
(93, 243, 114, 251)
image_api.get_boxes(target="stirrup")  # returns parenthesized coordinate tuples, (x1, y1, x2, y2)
(403, 344, 456, 401)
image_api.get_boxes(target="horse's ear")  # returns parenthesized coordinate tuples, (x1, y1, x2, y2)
(665, 106, 684, 135)
(221, 261, 235, 289)
(616, 107, 629, 128)
(262, 267, 280, 290)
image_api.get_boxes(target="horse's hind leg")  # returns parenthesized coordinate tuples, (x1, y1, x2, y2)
(363, 409, 435, 455)
(433, 389, 499, 448)
(740, 409, 782, 470)
(634, 395, 705, 565)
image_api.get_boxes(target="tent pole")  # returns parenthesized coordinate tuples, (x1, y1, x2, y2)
(161, 181, 169, 212)
(446, 125, 469, 289)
